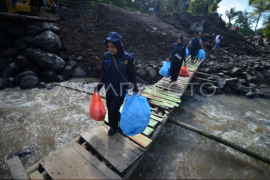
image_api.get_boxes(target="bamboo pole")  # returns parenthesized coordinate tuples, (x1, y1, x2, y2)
(0, 12, 59, 22)
(193, 77, 217, 83)
(168, 119, 270, 165)
(53, 83, 106, 99)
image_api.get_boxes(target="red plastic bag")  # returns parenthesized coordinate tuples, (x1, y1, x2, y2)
(179, 65, 190, 77)
(89, 91, 106, 121)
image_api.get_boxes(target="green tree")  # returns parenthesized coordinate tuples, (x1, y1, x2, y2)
(238, 27, 255, 36)
(248, 0, 270, 34)
(225, 7, 239, 23)
(235, 10, 253, 28)
(189, 0, 221, 14)
(263, 16, 270, 38)
(256, 27, 265, 34)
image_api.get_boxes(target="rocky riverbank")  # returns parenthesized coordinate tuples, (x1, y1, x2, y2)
(0, 3, 269, 99)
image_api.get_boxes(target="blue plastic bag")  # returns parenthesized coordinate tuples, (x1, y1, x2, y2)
(120, 94, 151, 136)
(159, 61, 170, 78)
(197, 49, 205, 59)
(186, 48, 190, 58)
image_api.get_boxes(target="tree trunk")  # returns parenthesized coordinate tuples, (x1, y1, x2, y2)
(254, 12, 261, 35)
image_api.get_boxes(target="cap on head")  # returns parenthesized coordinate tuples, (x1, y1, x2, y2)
(103, 32, 124, 46)
(193, 32, 198, 35)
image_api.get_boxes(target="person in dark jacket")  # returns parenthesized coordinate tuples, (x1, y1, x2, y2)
(204, 1, 209, 15)
(166, 35, 186, 83)
(96, 32, 138, 136)
(187, 32, 203, 62)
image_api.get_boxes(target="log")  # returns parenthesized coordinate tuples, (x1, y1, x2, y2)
(0, 12, 59, 22)
(193, 77, 217, 83)
(168, 119, 270, 165)
(53, 83, 106, 99)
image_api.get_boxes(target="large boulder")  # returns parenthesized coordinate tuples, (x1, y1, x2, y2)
(246, 92, 255, 99)
(38, 82, 47, 89)
(0, 58, 5, 70)
(25, 48, 65, 72)
(3, 48, 18, 59)
(4, 26, 24, 38)
(15, 71, 37, 85)
(3, 63, 21, 79)
(41, 23, 61, 34)
(189, 22, 204, 33)
(16, 55, 33, 68)
(231, 67, 242, 76)
(225, 78, 238, 86)
(42, 70, 57, 81)
(179, 17, 191, 27)
(60, 66, 73, 80)
(146, 67, 157, 79)
(137, 68, 147, 77)
(15, 41, 27, 51)
(31, 31, 62, 53)
(5, 58, 16, 65)
(72, 67, 87, 77)
(0, 37, 10, 49)
(20, 76, 39, 89)
(0, 77, 15, 90)
(26, 25, 44, 36)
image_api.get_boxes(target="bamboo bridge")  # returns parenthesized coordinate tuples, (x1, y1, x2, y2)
(7, 58, 205, 179)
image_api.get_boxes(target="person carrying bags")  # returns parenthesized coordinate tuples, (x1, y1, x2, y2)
(95, 32, 138, 136)
(166, 34, 186, 83)
(187, 32, 203, 62)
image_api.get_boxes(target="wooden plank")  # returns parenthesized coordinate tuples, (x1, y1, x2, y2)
(71, 142, 122, 179)
(80, 125, 141, 172)
(150, 100, 175, 108)
(41, 153, 81, 179)
(128, 134, 152, 148)
(158, 80, 188, 87)
(147, 87, 182, 98)
(148, 119, 159, 128)
(29, 170, 44, 179)
(148, 101, 171, 110)
(142, 126, 154, 136)
(159, 78, 189, 84)
(151, 112, 165, 118)
(150, 114, 163, 122)
(143, 90, 181, 103)
(155, 83, 185, 92)
(102, 125, 145, 155)
(141, 93, 179, 107)
(55, 144, 111, 179)
(7, 156, 29, 180)
(162, 77, 189, 83)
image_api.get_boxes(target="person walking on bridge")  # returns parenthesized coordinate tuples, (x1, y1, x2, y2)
(95, 32, 138, 136)
(166, 35, 186, 83)
(187, 32, 203, 62)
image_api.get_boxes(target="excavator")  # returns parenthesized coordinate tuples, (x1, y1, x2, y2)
(0, 0, 59, 22)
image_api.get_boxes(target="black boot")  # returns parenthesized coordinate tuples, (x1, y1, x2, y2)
(108, 128, 117, 136)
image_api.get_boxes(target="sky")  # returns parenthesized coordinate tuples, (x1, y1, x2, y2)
(217, 0, 263, 30)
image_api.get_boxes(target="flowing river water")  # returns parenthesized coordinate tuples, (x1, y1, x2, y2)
(0, 78, 270, 179)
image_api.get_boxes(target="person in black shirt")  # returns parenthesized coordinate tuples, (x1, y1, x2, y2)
(95, 32, 138, 136)
(166, 35, 186, 83)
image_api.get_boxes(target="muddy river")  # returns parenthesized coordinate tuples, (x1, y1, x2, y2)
(0, 78, 270, 179)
